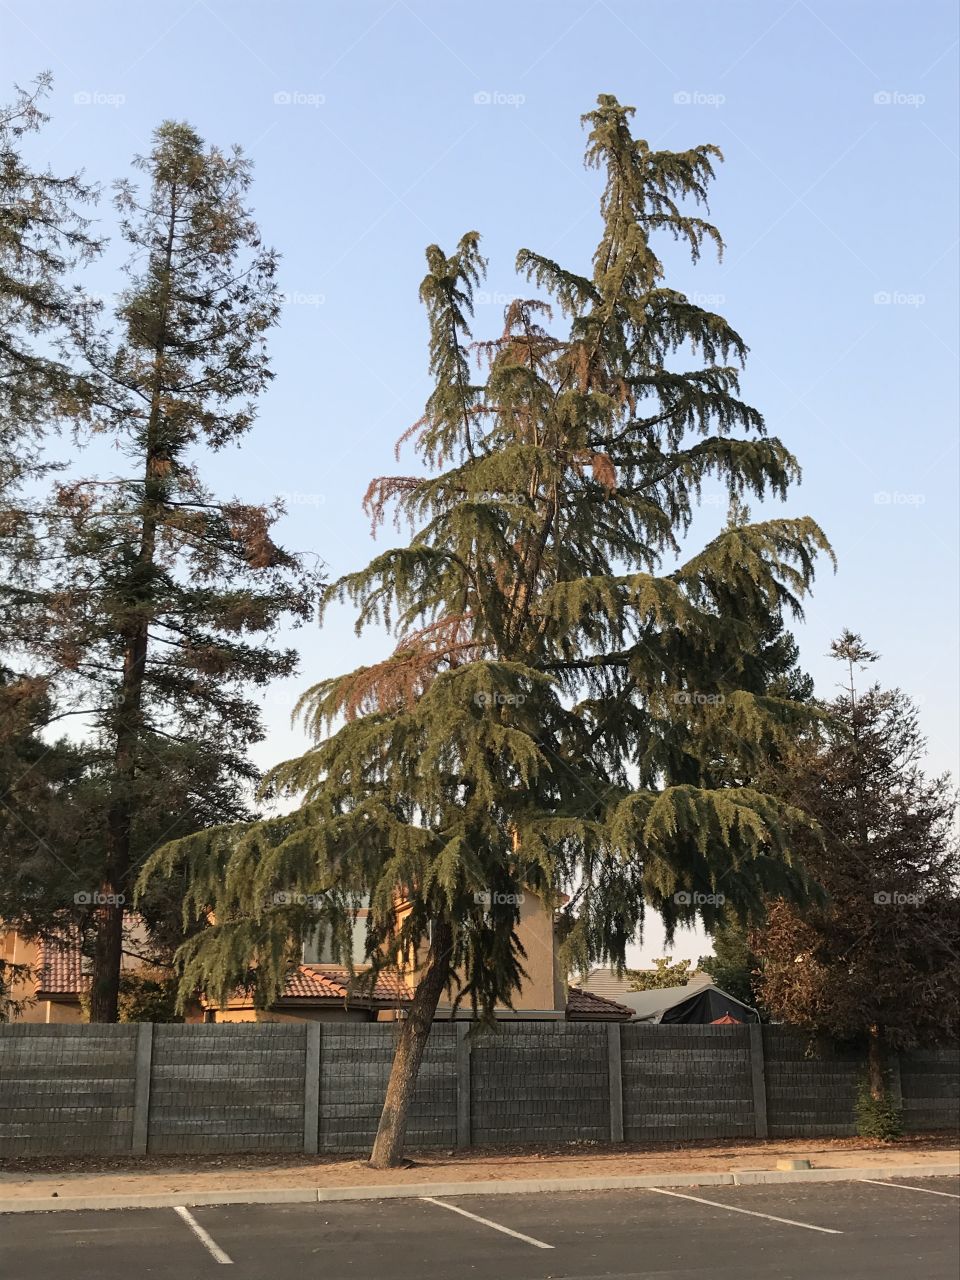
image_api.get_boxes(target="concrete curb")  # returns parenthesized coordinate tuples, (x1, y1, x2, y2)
(1, 1162, 956, 1214)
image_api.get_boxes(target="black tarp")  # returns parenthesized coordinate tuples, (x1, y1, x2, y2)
(659, 987, 759, 1024)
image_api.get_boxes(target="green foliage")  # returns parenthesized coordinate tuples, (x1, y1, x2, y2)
(0, 73, 100, 597)
(699, 914, 760, 1009)
(627, 957, 695, 990)
(753, 635, 960, 1051)
(117, 971, 182, 1024)
(2, 101, 322, 1019)
(855, 1077, 903, 1141)
(142, 94, 831, 1025)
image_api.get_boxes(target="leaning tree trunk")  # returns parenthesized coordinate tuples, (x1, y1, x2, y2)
(368, 917, 453, 1170)
(867, 1023, 886, 1100)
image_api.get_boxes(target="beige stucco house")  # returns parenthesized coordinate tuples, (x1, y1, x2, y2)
(2, 895, 632, 1025)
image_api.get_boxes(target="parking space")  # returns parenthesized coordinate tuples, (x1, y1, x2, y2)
(1, 1176, 957, 1279)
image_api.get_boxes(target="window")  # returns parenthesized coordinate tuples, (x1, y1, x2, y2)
(302, 915, 369, 967)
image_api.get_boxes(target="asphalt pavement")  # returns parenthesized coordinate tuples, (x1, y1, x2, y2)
(1, 1175, 957, 1279)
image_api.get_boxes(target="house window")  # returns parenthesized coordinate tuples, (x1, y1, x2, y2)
(302, 915, 369, 967)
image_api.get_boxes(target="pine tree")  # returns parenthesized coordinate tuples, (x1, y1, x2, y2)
(699, 915, 759, 1008)
(0, 75, 107, 996)
(142, 96, 831, 1166)
(17, 122, 320, 1021)
(0, 74, 99, 553)
(752, 632, 960, 1110)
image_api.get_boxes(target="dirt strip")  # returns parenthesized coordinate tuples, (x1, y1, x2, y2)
(1, 1135, 956, 1202)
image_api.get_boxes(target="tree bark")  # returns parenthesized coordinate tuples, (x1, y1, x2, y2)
(867, 1023, 885, 1100)
(88, 897, 124, 1022)
(368, 917, 453, 1169)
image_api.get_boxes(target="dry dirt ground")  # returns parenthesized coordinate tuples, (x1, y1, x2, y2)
(1, 1133, 957, 1201)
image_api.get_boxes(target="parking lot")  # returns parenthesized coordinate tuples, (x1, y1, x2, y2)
(1, 1176, 957, 1279)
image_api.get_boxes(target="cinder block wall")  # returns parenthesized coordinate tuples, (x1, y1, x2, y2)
(0, 1022, 956, 1158)
(763, 1028, 863, 1137)
(621, 1023, 755, 1141)
(471, 1023, 609, 1144)
(149, 1024, 305, 1154)
(900, 1047, 960, 1133)
(0, 1024, 137, 1156)
(318, 1023, 457, 1153)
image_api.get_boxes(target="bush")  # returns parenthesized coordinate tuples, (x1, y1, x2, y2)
(117, 971, 182, 1023)
(856, 1076, 903, 1140)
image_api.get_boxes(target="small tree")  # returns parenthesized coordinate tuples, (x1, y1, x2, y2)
(699, 915, 759, 1008)
(753, 631, 960, 1117)
(16, 122, 320, 1021)
(627, 957, 696, 990)
(143, 95, 830, 1167)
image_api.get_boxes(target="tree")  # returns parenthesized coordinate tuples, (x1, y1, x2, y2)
(142, 95, 830, 1167)
(627, 957, 697, 990)
(0, 74, 100, 588)
(752, 632, 960, 1111)
(15, 122, 320, 1021)
(698, 914, 759, 1008)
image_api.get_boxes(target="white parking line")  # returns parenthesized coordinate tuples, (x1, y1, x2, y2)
(643, 1187, 843, 1234)
(861, 1178, 960, 1199)
(172, 1206, 234, 1264)
(421, 1196, 554, 1249)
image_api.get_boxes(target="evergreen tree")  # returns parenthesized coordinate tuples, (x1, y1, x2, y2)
(698, 915, 759, 1008)
(142, 96, 830, 1166)
(752, 632, 960, 1108)
(17, 122, 320, 1021)
(0, 74, 99, 559)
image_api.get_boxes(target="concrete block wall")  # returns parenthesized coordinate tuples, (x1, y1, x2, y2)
(0, 1022, 956, 1157)
(0, 1024, 137, 1156)
(900, 1047, 960, 1133)
(621, 1023, 755, 1141)
(471, 1023, 609, 1144)
(149, 1024, 305, 1154)
(763, 1028, 863, 1137)
(318, 1023, 457, 1153)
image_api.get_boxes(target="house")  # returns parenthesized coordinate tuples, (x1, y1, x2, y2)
(216, 892, 632, 1024)
(576, 966, 713, 1004)
(616, 982, 759, 1024)
(2, 895, 634, 1025)
(1, 921, 168, 1024)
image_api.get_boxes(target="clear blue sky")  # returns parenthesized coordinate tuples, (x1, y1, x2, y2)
(4, 2, 957, 964)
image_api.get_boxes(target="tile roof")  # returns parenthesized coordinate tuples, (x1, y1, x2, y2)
(565, 986, 634, 1021)
(279, 965, 409, 1005)
(35, 936, 88, 997)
